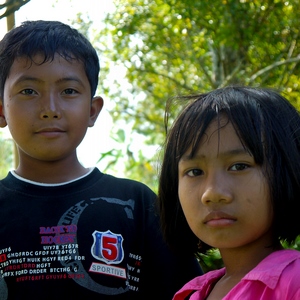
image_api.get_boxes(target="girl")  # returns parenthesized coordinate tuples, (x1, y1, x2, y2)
(157, 86, 300, 299)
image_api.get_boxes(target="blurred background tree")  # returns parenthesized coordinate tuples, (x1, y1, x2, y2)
(82, 0, 300, 192)
(0, 0, 30, 19)
(0, 132, 13, 178)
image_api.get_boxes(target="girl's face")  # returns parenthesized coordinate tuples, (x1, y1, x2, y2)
(178, 117, 274, 251)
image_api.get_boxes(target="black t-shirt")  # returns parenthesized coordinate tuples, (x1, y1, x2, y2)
(0, 168, 202, 299)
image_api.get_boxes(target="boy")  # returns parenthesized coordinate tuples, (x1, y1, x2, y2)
(0, 21, 202, 299)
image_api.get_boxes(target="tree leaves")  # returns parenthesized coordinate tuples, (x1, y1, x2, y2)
(89, 0, 300, 188)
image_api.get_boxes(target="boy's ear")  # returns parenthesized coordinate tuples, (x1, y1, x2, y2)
(88, 96, 104, 127)
(0, 100, 7, 128)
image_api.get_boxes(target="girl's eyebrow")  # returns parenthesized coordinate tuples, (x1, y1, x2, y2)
(180, 148, 251, 161)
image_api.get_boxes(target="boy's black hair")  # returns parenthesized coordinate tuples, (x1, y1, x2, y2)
(158, 86, 300, 256)
(0, 20, 99, 98)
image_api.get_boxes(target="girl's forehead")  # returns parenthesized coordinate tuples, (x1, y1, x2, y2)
(181, 117, 233, 152)
(208, 114, 230, 128)
(189, 113, 230, 137)
(180, 120, 249, 162)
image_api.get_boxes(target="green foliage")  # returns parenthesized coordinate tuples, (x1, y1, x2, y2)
(0, 133, 13, 179)
(97, 128, 160, 192)
(90, 0, 300, 187)
(282, 235, 300, 251)
(197, 236, 300, 273)
(197, 249, 224, 273)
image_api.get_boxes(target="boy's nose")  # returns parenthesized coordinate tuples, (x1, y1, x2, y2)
(39, 95, 61, 119)
(41, 111, 60, 119)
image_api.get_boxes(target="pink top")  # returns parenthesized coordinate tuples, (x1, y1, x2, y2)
(173, 249, 300, 300)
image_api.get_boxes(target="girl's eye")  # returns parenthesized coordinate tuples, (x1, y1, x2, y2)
(62, 88, 78, 95)
(230, 163, 249, 171)
(186, 169, 203, 177)
(21, 89, 36, 95)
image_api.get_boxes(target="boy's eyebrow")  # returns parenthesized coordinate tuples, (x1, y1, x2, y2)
(180, 148, 251, 161)
(55, 76, 85, 86)
(13, 75, 84, 86)
(14, 75, 43, 84)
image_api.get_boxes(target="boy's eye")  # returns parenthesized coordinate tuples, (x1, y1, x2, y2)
(21, 89, 36, 95)
(62, 88, 78, 95)
(186, 169, 203, 177)
(230, 163, 249, 171)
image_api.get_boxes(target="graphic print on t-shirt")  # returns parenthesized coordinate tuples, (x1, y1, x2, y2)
(91, 230, 124, 264)
(0, 196, 143, 297)
(90, 230, 126, 279)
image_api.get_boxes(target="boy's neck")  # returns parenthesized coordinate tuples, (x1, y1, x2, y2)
(15, 156, 90, 184)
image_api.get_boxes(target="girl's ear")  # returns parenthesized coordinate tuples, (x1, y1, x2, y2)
(88, 96, 104, 127)
(0, 99, 7, 128)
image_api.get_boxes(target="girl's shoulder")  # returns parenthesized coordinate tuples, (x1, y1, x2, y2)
(173, 268, 226, 300)
(249, 249, 300, 299)
(265, 249, 300, 265)
(249, 249, 300, 276)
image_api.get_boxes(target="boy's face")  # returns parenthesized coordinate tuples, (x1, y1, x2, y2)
(0, 54, 102, 164)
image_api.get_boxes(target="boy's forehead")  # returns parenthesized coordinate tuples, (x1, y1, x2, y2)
(13, 52, 80, 67)
(8, 54, 85, 78)
(6, 53, 89, 90)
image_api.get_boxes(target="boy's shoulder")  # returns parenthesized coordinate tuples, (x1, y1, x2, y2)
(99, 169, 155, 194)
(0, 168, 155, 199)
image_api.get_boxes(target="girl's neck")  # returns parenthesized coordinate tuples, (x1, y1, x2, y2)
(220, 228, 282, 277)
(220, 241, 282, 277)
(206, 243, 282, 300)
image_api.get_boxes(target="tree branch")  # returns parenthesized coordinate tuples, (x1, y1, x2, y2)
(0, 0, 30, 19)
(248, 55, 300, 83)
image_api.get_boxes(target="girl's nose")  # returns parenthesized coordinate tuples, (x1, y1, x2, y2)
(200, 172, 233, 205)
